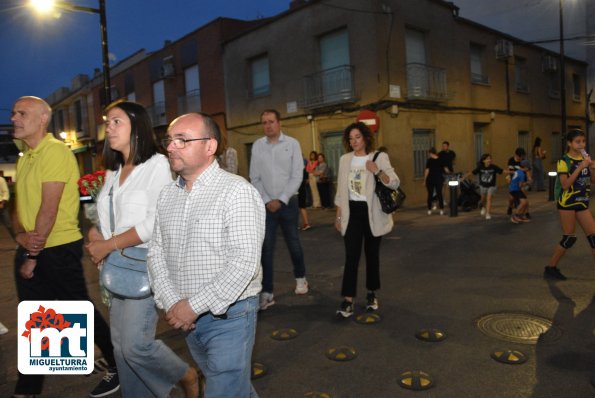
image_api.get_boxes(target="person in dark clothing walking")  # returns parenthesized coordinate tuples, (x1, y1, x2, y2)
(438, 141, 456, 173)
(438, 141, 456, 205)
(469, 153, 504, 220)
(424, 147, 448, 215)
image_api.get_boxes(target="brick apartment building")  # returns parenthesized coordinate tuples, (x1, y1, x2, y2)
(45, 0, 589, 204)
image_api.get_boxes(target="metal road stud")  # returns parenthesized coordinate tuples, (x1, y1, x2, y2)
(491, 349, 527, 364)
(415, 328, 447, 342)
(325, 346, 358, 362)
(271, 328, 299, 341)
(251, 362, 267, 379)
(304, 392, 331, 398)
(398, 370, 434, 390)
(355, 313, 382, 324)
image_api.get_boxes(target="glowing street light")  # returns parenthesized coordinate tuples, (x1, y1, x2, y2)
(559, 0, 566, 150)
(29, 0, 54, 13)
(28, 0, 112, 104)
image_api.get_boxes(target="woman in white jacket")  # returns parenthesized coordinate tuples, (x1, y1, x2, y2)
(334, 122, 400, 318)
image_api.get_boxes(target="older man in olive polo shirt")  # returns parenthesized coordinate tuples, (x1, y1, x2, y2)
(11, 96, 119, 398)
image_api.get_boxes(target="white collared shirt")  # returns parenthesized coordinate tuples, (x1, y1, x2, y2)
(97, 154, 173, 246)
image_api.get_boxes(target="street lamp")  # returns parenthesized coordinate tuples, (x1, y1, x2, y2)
(559, 0, 566, 152)
(29, 0, 111, 104)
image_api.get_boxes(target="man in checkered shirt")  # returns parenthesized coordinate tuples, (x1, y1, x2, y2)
(148, 113, 265, 397)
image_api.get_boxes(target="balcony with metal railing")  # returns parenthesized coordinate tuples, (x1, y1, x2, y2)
(147, 101, 167, 127)
(302, 65, 357, 109)
(178, 89, 202, 114)
(406, 63, 449, 102)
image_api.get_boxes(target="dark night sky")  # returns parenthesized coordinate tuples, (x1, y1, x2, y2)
(1, 0, 587, 124)
(0, 0, 288, 122)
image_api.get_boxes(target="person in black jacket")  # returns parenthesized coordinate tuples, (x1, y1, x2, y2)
(424, 147, 449, 215)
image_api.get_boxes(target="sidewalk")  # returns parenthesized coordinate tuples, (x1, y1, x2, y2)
(1, 187, 594, 397)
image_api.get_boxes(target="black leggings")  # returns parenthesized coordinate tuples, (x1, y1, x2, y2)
(426, 181, 444, 210)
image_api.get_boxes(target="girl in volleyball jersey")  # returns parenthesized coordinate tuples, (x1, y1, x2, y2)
(544, 129, 595, 280)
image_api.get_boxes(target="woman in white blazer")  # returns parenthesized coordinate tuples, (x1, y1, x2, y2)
(334, 122, 400, 318)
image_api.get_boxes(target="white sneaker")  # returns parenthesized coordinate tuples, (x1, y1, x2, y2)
(0, 322, 7, 335)
(295, 278, 309, 295)
(480, 207, 486, 216)
(439, 210, 444, 216)
(427, 210, 432, 215)
(259, 292, 275, 311)
(485, 213, 491, 220)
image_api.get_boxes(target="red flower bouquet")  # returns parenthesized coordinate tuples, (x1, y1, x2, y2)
(78, 170, 110, 306)
(78, 170, 106, 199)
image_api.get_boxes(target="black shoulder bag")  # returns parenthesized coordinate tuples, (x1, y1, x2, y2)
(372, 152, 406, 213)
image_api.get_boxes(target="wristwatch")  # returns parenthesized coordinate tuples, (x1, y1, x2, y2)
(24, 252, 39, 260)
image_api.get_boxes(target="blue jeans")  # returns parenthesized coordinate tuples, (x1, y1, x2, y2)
(110, 295, 189, 398)
(261, 196, 306, 293)
(185, 296, 259, 398)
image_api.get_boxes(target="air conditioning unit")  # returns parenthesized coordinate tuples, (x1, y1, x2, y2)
(541, 55, 558, 72)
(160, 56, 176, 78)
(495, 39, 513, 59)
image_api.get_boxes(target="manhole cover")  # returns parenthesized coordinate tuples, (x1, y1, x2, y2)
(476, 312, 562, 345)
